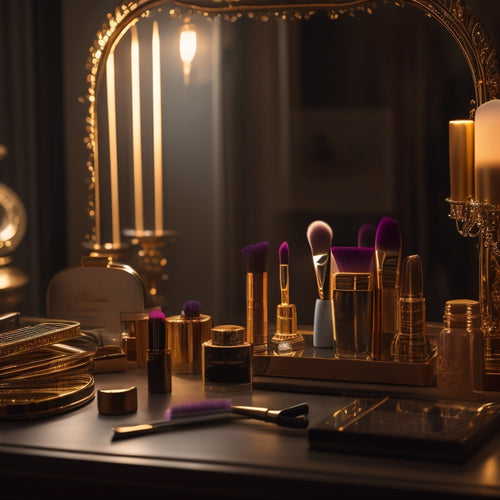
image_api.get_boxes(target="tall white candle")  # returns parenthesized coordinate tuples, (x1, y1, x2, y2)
(475, 100, 500, 205)
(152, 20, 163, 232)
(131, 24, 144, 233)
(449, 120, 474, 202)
(106, 51, 121, 246)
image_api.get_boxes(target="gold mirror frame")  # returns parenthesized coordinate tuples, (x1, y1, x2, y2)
(84, 0, 500, 248)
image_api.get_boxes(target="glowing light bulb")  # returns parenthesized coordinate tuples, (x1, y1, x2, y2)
(179, 24, 197, 85)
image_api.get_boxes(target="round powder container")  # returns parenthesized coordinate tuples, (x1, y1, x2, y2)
(202, 324, 252, 391)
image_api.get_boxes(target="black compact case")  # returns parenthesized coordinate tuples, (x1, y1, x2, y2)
(308, 396, 500, 462)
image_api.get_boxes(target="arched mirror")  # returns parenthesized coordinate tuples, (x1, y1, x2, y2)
(83, 0, 500, 328)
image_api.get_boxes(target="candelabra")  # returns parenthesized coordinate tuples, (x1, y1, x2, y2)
(447, 198, 500, 382)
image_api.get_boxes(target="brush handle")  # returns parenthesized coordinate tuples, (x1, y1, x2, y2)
(112, 411, 232, 441)
(246, 272, 268, 350)
(313, 298, 334, 348)
(280, 264, 289, 305)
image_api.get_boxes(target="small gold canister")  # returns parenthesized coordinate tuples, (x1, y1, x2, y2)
(166, 301, 212, 374)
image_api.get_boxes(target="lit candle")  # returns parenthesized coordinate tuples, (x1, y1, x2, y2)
(449, 120, 474, 202)
(106, 51, 121, 246)
(475, 100, 500, 205)
(131, 24, 144, 233)
(152, 20, 163, 232)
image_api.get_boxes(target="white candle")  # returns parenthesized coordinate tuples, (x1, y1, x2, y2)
(475, 100, 500, 205)
(131, 24, 144, 233)
(152, 20, 163, 232)
(106, 51, 121, 246)
(449, 120, 474, 202)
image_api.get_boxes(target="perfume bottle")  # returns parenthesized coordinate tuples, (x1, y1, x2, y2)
(202, 324, 252, 391)
(437, 299, 483, 397)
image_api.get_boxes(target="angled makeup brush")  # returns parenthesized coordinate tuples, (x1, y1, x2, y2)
(279, 241, 290, 305)
(241, 241, 269, 350)
(357, 222, 377, 248)
(373, 216, 402, 360)
(331, 246, 375, 273)
(307, 220, 333, 300)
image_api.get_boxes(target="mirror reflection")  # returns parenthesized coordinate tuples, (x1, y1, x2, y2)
(92, 1, 477, 328)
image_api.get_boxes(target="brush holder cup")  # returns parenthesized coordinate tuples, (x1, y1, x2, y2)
(448, 199, 500, 383)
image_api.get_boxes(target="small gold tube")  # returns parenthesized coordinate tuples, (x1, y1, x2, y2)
(246, 272, 268, 351)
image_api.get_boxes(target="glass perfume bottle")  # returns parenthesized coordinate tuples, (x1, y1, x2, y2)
(437, 299, 483, 397)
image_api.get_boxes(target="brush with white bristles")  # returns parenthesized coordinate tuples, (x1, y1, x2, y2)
(307, 220, 333, 300)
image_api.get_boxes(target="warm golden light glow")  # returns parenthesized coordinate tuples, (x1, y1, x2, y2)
(106, 51, 121, 246)
(131, 23, 144, 232)
(475, 100, 500, 205)
(179, 24, 197, 85)
(152, 20, 164, 232)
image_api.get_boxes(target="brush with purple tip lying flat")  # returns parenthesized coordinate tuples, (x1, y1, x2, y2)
(112, 399, 309, 440)
(241, 241, 269, 350)
(306, 220, 333, 300)
(373, 216, 402, 361)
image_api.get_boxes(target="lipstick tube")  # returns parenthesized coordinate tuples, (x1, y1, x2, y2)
(147, 310, 172, 394)
(246, 271, 268, 352)
(332, 272, 373, 359)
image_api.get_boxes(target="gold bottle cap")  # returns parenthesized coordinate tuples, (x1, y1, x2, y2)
(97, 386, 138, 415)
(211, 324, 245, 346)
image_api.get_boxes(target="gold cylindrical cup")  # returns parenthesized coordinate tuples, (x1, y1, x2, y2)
(165, 314, 212, 373)
(246, 272, 268, 351)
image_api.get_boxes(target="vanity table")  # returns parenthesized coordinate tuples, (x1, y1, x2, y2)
(1, 366, 500, 499)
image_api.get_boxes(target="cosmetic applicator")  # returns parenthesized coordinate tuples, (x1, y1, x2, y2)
(111, 399, 309, 440)
(270, 242, 305, 354)
(241, 241, 269, 351)
(307, 220, 334, 348)
(373, 216, 402, 361)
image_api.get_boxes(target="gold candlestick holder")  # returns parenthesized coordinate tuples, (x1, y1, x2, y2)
(123, 229, 177, 309)
(447, 198, 500, 385)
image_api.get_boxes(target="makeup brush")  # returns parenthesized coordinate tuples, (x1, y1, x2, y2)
(112, 399, 309, 440)
(357, 222, 377, 248)
(271, 241, 304, 353)
(306, 220, 333, 300)
(181, 300, 201, 318)
(279, 241, 290, 305)
(373, 216, 402, 361)
(241, 241, 269, 350)
(331, 246, 375, 273)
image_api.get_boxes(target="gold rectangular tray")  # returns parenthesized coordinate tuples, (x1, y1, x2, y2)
(253, 332, 436, 387)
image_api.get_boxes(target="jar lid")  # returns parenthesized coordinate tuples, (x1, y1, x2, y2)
(211, 324, 245, 345)
(97, 386, 138, 415)
(444, 298, 480, 317)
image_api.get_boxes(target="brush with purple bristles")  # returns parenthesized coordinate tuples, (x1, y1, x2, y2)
(241, 241, 269, 350)
(306, 220, 333, 300)
(241, 241, 269, 274)
(111, 399, 309, 440)
(331, 246, 375, 273)
(373, 216, 402, 361)
(181, 300, 201, 319)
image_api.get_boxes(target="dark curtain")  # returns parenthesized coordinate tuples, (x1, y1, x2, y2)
(0, 0, 66, 316)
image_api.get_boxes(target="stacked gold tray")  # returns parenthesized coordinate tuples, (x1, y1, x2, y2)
(0, 319, 97, 419)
